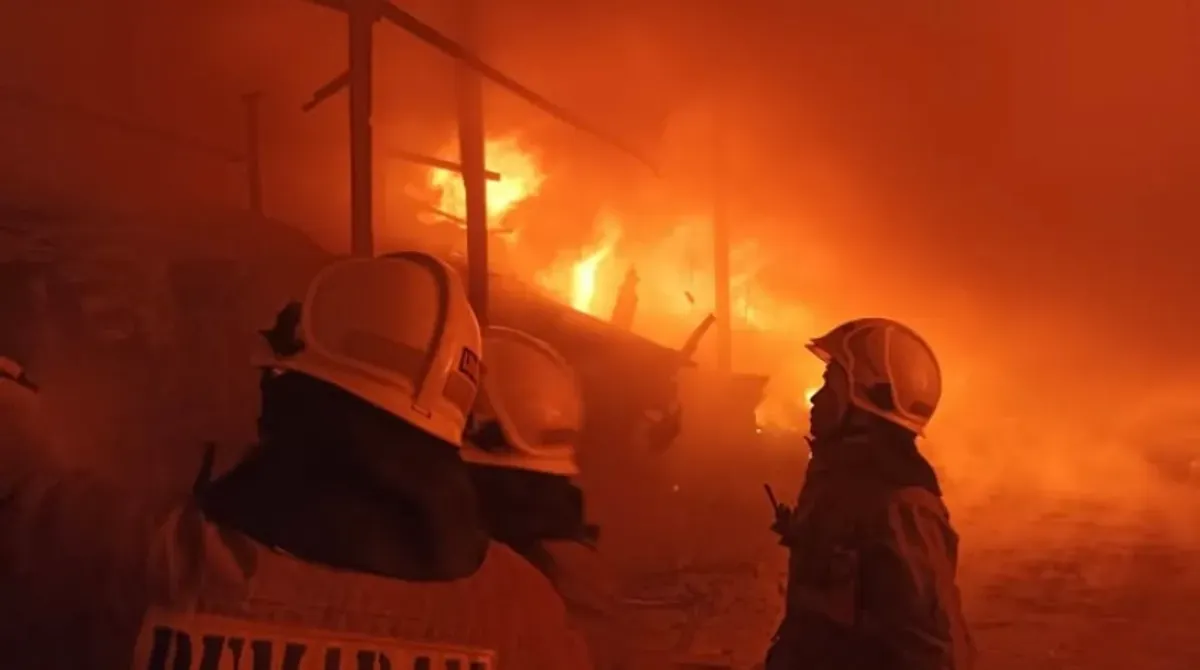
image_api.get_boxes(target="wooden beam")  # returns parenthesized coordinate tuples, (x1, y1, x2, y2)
(347, 0, 376, 256)
(455, 0, 489, 324)
(302, 69, 350, 112)
(390, 149, 501, 181)
(302, 0, 655, 171)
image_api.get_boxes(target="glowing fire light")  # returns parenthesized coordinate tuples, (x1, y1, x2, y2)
(572, 247, 611, 312)
(569, 220, 621, 313)
(804, 386, 819, 406)
(422, 135, 825, 433)
(427, 136, 545, 227)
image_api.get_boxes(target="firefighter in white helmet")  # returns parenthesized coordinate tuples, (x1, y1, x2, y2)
(463, 326, 650, 669)
(0, 252, 591, 668)
(765, 317, 975, 670)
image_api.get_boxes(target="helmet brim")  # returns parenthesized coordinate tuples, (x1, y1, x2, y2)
(806, 341, 833, 364)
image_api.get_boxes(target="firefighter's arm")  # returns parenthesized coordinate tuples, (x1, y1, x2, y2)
(518, 564, 597, 670)
(859, 494, 970, 670)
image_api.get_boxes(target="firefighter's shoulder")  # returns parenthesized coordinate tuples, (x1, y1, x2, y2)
(861, 485, 961, 590)
(874, 486, 955, 547)
(142, 508, 594, 670)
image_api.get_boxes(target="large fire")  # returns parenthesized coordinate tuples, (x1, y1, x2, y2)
(427, 136, 546, 226)
(567, 218, 622, 312)
(421, 134, 822, 431)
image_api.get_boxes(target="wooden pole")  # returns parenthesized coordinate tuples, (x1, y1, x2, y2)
(456, 0, 489, 323)
(712, 104, 733, 374)
(348, 0, 375, 257)
(375, 148, 388, 237)
(241, 91, 264, 218)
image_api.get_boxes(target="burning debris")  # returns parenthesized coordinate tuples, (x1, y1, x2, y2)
(413, 133, 825, 433)
(425, 136, 547, 227)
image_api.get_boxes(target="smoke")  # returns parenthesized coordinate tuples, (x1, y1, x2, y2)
(3, 0, 1199, 545)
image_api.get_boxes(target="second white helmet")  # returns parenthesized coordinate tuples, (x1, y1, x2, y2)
(462, 327, 583, 476)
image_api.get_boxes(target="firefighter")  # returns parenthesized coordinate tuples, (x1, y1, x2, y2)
(463, 326, 645, 669)
(765, 317, 975, 670)
(0, 252, 591, 669)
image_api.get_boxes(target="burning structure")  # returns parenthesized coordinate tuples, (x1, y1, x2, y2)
(289, 1, 817, 441)
(0, 198, 769, 472)
(438, 254, 770, 449)
(407, 134, 813, 438)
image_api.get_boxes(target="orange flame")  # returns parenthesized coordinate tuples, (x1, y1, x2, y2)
(423, 136, 824, 432)
(532, 214, 623, 315)
(572, 248, 609, 312)
(426, 136, 545, 227)
(755, 384, 821, 431)
(569, 221, 622, 313)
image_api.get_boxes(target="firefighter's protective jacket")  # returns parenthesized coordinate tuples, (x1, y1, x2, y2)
(0, 400, 592, 668)
(766, 433, 975, 670)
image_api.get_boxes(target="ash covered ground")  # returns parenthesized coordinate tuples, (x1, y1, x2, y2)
(590, 438, 1200, 669)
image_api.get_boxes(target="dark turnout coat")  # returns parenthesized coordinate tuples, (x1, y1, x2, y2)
(766, 432, 975, 670)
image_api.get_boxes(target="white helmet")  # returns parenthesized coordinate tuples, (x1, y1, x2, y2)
(255, 252, 483, 447)
(462, 327, 583, 476)
(807, 317, 942, 435)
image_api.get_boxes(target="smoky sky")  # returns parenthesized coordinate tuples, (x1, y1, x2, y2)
(2, 0, 1198, 385)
